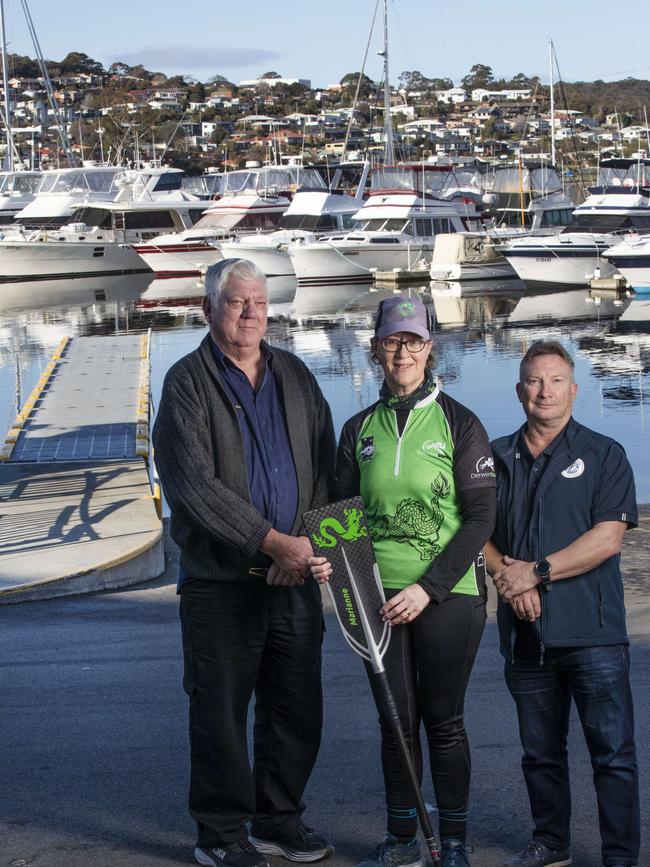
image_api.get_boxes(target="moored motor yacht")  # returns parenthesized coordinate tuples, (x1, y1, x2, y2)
(498, 158, 650, 286)
(0, 168, 205, 282)
(12, 163, 188, 229)
(130, 165, 310, 275)
(430, 191, 575, 281)
(287, 165, 476, 285)
(0, 170, 42, 224)
(602, 235, 650, 291)
(219, 162, 370, 276)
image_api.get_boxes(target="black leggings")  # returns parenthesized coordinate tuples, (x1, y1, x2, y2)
(365, 591, 486, 843)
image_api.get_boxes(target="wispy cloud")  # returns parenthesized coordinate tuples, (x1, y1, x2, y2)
(112, 45, 281, 72)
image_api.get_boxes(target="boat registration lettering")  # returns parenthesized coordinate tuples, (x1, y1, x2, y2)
(535, 256, 551, 262)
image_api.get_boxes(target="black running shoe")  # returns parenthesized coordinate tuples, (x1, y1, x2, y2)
(441, 838, 474, 867)
(355, 834, 423, 867)
(502, 840, 571, 867)
(195, 840, 269, 867)
(250, 821, 334, 863)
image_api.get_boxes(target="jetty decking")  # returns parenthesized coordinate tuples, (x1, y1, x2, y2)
(0, 333, 164, 603)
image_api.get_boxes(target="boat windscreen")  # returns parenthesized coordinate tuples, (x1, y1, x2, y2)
(46, 169, 121, 194)
(371, 167, 449, 195)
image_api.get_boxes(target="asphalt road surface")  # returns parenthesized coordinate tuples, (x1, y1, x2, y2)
(2, 529, 649, 867)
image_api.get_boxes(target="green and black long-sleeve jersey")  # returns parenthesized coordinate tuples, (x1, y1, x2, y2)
(335, 386, 496, 603)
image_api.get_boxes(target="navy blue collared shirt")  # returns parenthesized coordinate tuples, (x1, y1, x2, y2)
(210, 337, 299, 535)
(177, 340, 300, 592)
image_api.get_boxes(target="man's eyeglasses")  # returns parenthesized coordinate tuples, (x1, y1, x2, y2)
(379, 337, 429, 353)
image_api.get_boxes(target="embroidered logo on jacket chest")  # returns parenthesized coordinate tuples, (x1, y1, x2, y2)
(360, 436, 375, 462)
(561, 458, 585, 479)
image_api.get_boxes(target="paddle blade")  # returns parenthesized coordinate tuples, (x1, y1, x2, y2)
(303, 496, 388, 661)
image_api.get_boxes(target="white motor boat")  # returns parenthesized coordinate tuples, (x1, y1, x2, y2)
(0, 170, 42, 225)
(131, 166, 309, 275)
(287, 165, 474, 285)
(13, 163, 154, 229)
(220, 162, 370, 276)
(430, 191, 575, 281)
(0, 167, 205, 282)
(499, 158, 650, 286)
(602, 235, 650, 291)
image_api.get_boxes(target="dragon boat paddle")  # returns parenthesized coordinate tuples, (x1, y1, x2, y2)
(303, 496, 442, 866)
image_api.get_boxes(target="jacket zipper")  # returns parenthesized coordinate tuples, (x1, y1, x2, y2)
(393, 411, 410, 477)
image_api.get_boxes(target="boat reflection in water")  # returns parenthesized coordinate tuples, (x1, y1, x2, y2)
(0, 271, 648, 501)
(0, 272, 152, 316)
(139, 273, 297, 312)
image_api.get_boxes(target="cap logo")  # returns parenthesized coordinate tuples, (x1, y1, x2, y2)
(397, 301, 416, 317)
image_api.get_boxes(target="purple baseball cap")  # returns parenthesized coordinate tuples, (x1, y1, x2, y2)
(375, 295, 431, 341)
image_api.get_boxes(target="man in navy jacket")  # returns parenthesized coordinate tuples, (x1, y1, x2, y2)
(485, 340, 639, 867)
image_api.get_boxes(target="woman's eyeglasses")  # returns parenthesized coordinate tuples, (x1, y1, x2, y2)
(379, 337, 428, 353)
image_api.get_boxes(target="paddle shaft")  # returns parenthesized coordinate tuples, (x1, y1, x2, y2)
(373, 668, 442, 866)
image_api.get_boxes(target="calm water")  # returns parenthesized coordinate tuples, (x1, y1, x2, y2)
(1, 273, 649, 501)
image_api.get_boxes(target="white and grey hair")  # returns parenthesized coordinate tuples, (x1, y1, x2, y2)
(204, 258, 267, 304)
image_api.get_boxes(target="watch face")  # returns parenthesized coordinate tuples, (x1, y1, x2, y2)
(536, 560, 551, 580)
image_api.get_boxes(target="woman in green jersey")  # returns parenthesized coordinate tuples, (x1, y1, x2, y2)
(311, 295, 496, 867)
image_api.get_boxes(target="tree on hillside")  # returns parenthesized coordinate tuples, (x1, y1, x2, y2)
(398, 71, 453, 92)
(8, 53, 41, 77)
(260, 71, 282, 79)
(462, 64, 494, 91)
(508, 72, 535, 89)
(206, 74, 237, 88)
(340, 71, 376, 99)
(108, 62, 131, 77)
(60, 52, 104, 75)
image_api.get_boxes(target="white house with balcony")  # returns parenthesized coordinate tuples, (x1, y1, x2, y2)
(472, 88, 531, 102)
(435, 87, 468, 104)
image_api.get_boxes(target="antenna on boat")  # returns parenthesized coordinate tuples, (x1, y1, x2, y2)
(377, 0, 395, 165)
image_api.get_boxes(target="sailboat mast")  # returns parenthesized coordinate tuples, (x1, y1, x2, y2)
(0, 0, 13, 170)
(549, 39, 556, 168)
(380, 0, 395, 165)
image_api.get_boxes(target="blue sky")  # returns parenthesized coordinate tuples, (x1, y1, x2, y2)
(4, 0, 650, 88)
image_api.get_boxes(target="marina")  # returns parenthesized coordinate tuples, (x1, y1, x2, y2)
(1, 2, 650, 865)
(1, 271, 648, 508)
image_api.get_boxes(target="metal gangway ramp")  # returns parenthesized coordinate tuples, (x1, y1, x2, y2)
(0, 334, 164, 603)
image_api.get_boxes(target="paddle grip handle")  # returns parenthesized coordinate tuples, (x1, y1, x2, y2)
(374, 670, 441, 865)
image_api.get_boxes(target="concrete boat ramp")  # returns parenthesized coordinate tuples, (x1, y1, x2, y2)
(0, 333, 164, 603)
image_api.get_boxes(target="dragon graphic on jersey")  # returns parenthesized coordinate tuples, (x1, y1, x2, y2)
(371, 473, 450, 560)
(310, 507, 368, 548)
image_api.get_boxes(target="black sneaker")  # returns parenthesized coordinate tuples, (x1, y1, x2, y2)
(250, 821, 334, 863)
(355, 834, 423, 867)
(503, 840, 572, 867)
(441, 838, 474, 867)
(195, 840, 269, 867)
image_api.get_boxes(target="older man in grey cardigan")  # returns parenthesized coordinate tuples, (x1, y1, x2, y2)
(153, 259, 336, 867)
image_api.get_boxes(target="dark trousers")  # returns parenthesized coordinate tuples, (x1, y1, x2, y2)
(366, 592, 486, 843)
(180, 578, 324, 848)
(505, 644, 640, 866)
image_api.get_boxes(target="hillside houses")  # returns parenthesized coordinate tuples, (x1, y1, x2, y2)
(0, 63, 647, 171)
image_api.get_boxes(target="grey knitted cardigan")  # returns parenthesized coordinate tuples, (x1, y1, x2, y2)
(153, 334, 336, 582)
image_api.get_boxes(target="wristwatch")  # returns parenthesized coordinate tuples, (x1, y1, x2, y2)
(535, 559, 553, 588)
